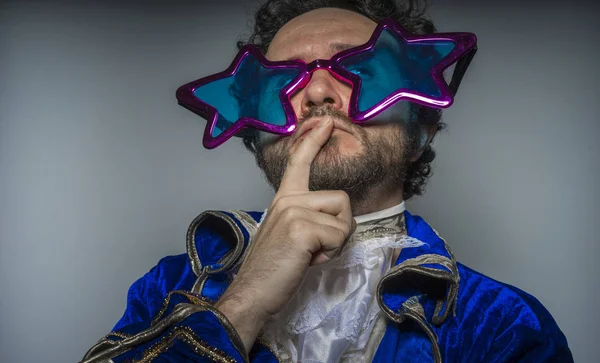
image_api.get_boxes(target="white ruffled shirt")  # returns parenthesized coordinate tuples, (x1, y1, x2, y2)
(259, 202, 425, 362)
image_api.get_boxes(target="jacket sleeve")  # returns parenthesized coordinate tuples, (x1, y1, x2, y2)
(80, 256, 249, 363)
(483, 323, 573, 362)
(480, 290, 573, 363)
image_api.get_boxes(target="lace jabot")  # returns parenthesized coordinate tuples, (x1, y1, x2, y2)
(260, 202, 426, 362)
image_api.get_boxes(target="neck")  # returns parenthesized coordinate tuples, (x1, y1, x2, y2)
(350, 182, 404, 216)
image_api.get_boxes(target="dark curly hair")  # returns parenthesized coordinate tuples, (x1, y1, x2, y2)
(237, 0, 445, 200)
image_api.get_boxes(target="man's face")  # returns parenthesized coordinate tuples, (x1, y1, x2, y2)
(257, 8, 418, 205)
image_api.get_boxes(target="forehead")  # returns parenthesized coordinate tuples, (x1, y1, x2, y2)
(266, 8, 377, 62)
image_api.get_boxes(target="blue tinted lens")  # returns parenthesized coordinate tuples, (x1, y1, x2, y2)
(339, 28, 455, 113)
(193, 54, 301, 137)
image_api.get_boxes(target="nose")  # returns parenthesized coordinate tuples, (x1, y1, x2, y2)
(300, 69, 345, 115)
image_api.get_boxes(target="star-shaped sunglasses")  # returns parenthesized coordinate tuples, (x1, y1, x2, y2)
(176, 18, 477, 149)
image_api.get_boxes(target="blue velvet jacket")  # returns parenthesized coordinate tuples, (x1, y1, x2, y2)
(81, 210, 572, 362)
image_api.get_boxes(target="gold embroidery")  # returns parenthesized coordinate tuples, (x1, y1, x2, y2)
(256, 336, 282, 362)
(82, 301, 248, 363)
(351, 213, 406, 244)
(202, 302, 248, 361)
(352, 227, 402, 243)
(106, 331, 130, 339)
(133, 326, 236, 363)
(151, 291, 212, 326)
(153, 294, 248, 361)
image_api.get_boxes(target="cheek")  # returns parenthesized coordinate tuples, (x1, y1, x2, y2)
(290, 92, 304, 118)
(333, 133, 364, 155)
(268, 135, 295, 156)
(364, 123, 405, 145)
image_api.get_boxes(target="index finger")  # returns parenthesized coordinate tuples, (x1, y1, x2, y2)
(277, 118, 334, 194)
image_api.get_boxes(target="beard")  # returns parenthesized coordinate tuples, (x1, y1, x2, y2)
(255, 107, 415, 206)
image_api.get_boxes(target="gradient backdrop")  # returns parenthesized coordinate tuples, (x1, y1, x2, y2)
(1, 0, 598, 362)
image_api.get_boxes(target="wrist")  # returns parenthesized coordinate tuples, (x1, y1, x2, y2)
(215, 287, 269, 353)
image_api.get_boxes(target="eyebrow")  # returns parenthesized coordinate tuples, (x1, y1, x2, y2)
(283, 42, 361, 61)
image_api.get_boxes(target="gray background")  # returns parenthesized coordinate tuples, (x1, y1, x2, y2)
(1, 0, 598, 362)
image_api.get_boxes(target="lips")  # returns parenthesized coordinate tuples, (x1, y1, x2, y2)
(294, 116, 355, 142)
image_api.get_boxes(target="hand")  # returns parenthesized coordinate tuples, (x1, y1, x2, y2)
(215, 117, 356, 352)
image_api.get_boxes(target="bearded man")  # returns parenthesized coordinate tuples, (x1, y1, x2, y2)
(81, 0, 572, 362)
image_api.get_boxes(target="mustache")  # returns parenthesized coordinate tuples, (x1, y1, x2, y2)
(298, 106, 354, 125)
(258, 107, 356, 149)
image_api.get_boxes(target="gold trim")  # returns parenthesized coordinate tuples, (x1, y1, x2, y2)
(229, 218, 262, 274)
(134, 326, 237, 363)
(434, 228, 460, 322)
(207, 301, 250, 362)
(378, 297, 442, 363)
(378, 230, 461, 326)
(191, 269, 210, 295)
(229, 210, 259, 239)
(255, 336, 283, 362)
(400, 299, 442, 363)
(81, 339, 118, 363)
(374, 227, 460, 363)
(363, 312, 388, 362)
(377, 264, 457, 324)
(81, 299, 249, 363)
(209, 212, 245, 274)
(388, 253, 454, 272)
(186, 211, 249, 298)
(82, 304, 207, 363)
(186, 211, 246, 277)
(186, 211, 208, 277)
(228, 210, 264, 275)
(106, 331, 130, 339)
(150, 290, 211, 326)
(434, 299, 445, 320)
(352, 227, 402, 244)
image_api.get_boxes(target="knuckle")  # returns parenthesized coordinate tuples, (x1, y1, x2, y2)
(272, 195, 292, 213)
(280, 205, 302, 221)
(334, 190, 351, 204)
(334, 227, 346, 242)
(288, 219, 308, 239)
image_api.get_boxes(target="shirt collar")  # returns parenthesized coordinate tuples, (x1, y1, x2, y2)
(354, 201, 406, 224)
